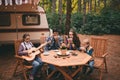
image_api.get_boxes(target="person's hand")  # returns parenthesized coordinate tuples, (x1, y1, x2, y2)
(68, 38, 73, 44)
(31, 47, 37, 51)
(80, 47, 86, 51)
(60, 43, 67, 48)
(23, 50, 29, 53)
(47, 40, 51, 44)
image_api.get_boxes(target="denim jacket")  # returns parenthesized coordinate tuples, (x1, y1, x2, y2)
(44, 36, 63, 51)
(85, 45, 94, 56)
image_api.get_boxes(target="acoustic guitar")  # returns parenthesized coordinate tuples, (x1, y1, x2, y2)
(22, 42, 48, 61)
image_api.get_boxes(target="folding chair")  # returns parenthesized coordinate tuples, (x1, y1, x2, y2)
(13, 40, 32, 80)
(91, 37, 108, 80)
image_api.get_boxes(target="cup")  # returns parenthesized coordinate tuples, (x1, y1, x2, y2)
(68, 38, 72, 43)
(54, 55, 57, 58)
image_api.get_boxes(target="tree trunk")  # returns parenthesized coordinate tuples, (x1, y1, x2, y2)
(58, 0, 62, 29)
(104, 0, 106, 8)
(88, 0, 90, 12)
(48, 0, 52, 12)
(62, 0, 67, 14)
(52, 0, 56, 13)
(90, 0, 92, 12)
(94, 0, 97, 12)
(78, 0, 82, 13)
(41, 0, 44, 9)
(65, 0, 72, 34)
(98, 0, 100, 7)
(83, 0, 86, 25)
(58, 0, 62, 14)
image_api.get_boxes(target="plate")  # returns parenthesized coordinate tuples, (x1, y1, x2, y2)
(66, 51, 71, 55)
(53, 50, 59, 52)
(43, 52, 49, 56)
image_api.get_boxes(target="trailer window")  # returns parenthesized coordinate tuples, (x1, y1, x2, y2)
(0, 13, 11, 26)
(22, 14, 40, 25)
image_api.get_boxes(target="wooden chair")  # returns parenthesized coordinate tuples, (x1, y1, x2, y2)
(91, 37, 108, 80)
(13, 40, 32, 80)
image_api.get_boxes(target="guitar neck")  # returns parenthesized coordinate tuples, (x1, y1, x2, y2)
(36, 42, 48, 51)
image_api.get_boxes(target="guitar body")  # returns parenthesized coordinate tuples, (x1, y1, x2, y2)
(21, 42, 48, 61)
(22, 50, 40, 61)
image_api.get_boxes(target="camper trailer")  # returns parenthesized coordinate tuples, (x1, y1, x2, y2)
(0, 0, 50, 45)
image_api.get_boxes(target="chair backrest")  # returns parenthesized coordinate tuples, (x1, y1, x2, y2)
(90, 37, 108, 57)
(14, 40, 22, 56)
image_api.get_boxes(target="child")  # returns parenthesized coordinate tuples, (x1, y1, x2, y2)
(81, 39, 94, 75)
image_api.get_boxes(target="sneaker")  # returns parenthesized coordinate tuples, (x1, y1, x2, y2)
(29, 74, 34, 80)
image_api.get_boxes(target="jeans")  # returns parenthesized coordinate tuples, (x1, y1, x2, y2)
(31, 56, 43, 76)
(49, 64, 55, 70)
(82, 60, 94, 75)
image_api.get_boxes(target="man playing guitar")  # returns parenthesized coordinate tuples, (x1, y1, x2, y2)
(18, 33, 47, 80)
(21, 42, 48, 61)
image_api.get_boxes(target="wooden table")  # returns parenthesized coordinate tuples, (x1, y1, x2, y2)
(41, 50, 92, 80)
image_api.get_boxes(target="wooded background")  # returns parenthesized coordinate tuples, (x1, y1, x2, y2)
(39, 0, 120, 35)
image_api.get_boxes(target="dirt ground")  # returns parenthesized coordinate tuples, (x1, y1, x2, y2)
(0, 34, 120, 80)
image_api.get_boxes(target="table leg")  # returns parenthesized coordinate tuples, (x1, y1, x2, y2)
(55, 66, 73, 80)
(47, 69, 57, 80)
(71, 66, 82, 77)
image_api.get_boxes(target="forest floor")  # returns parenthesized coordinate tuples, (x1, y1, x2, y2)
(0, 34, 120, 80)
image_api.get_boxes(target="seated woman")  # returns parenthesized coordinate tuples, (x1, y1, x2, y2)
(81, 39, 94, 75)
(18, 33, 43, 80)
(64, 29, 81, 71)
(65, 29, 81, 50)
